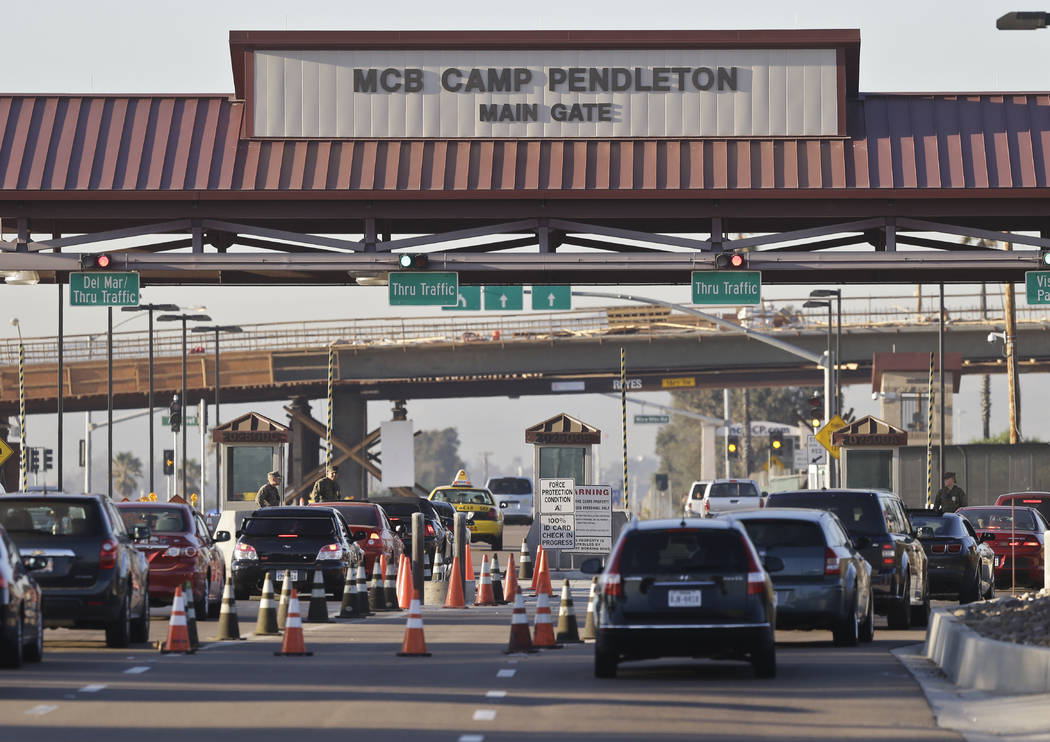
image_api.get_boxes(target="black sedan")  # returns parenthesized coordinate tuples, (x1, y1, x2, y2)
(908, 510, 995, 603)
(0, 524, 44, 667)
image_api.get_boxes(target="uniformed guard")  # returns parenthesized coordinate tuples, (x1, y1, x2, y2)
(935, 472, 967, 513)
(256, 471, 282, 508)
(310, 465, 341, 503)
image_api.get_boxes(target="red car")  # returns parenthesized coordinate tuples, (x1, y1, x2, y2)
(309, 502, 403, 573)
(957, 505, 1048, 588)
(995, 493, 1050, 525)
(117, 503, 230, 619)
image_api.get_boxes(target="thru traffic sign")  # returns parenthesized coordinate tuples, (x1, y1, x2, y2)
(484, 285, 524, 311)
(442, 285, 482, 311)
(70, 272, 140, 307)
(388, 272, 458, 306)
(532, 285, 571, 310)
(691, 271, 761, 305)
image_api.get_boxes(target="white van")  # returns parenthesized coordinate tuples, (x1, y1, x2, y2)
(692, 479, 765, 517)
(485, 476, 534, 525)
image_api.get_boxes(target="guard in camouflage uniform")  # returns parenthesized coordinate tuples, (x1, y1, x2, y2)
(310, 466, 341, 503)
(255, 471, 282, 508)
(935, 472, 967, 513)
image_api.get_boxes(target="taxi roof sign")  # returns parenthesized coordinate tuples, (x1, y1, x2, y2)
(451, 470, 472, 487)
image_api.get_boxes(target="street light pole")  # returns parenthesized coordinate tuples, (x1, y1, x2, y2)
(804, 299, 834, 487)
(810, 289, 843, 418)
(192, 324, 242, 512)
(158, 312, 212, 498)
(10, 318, 25, 492)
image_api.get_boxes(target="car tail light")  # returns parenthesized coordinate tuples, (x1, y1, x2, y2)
(369, 532, 380, 540)
(931, 543, 946, 553)
(881, 541, 895, 565)
(759, 498, 765, 508)
(947, 544, 963, 553)
(317, 543, 344, 560)
(703, 499, 710, 516)
(99, 538, 118, 569)
(825, 547, 840, 575)
(602, 539, 626, 598)
(425, 523, 436, 536)
(745, 539, 766, 595)
(164, 546, 183, 557)
(235, 542, 258, 560)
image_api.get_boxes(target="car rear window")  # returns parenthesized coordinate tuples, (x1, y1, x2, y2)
(739, 519, 826, 548)
(766, 492, 886, 537)
(619, 529, 750, 575)
(708, 482, 759, 498)
(374, 501, 421, 517)
(0, 500, 103, 537)
(330, 505, 379, 527)
(242, 517, 335, 538)
(909, 514, 957, 537)
(690, 482, 709, 499)
(431, 488, 495, 506)
(998, 496, 1050, 523)
(488, 478, 532, 495)
(118, 507, 188, 533)
(959, 508, 1039, 532)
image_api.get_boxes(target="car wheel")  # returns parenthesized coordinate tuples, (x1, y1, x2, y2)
(0, 612, 25, 668)
(491, 534, 503, 551)
(751, 629, 776, 678)
(832, 591, 860, 647)
(858, 593, 875, 643)
(959, 569, 981, 605)
(910, 587, 930, 628)
(983, 577, 995, 601)
(105, 592, 132, 648)
(130, 580, 150, 644)
(886, 577, 911, 630)
(594, 639, 618, 679)
(194, 577, 210, 621)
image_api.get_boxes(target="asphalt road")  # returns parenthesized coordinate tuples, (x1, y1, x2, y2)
(0, 524, 963, 742)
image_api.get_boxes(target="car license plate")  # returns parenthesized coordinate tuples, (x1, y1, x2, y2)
(994, 556, 1003, 567)
(668, 590, 702, 608)
(775, 590, 790, 607)
(273, 570, 299, 582)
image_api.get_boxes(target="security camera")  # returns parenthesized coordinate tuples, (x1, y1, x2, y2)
(987, 332, 996, 343)
(872, 392, 879, 401)
(987, 331, 1006, 343)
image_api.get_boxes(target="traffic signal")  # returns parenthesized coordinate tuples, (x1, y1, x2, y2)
(727, 435, 740, 459)
(169, 394, 182, 433)
(397, 253, 429, 270)
(42, 448, 53, 471)
(28, 447, 40, 473)
(1041, 250, 1050, 267)
(654, 473, 669, 491)
(714, 251, 747, 269)
(79, 253, 114, 270)
(163, 449, 175, 475)
(808, 393, 824, 429)
(770, 431, 784, 451)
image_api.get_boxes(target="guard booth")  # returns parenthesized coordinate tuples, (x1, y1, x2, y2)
(832, 416, 910, 493)
(525, 413, 600, 484)
(212, 412, 288, 513)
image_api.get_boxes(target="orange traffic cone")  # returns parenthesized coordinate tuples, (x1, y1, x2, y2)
(504, 592, 537, 654)
(531, 546, 544, 591)
(504, 554, 520, 604)
(442, 555, 467, 609)
(160, 585, 194, 654)
(396, 589, 431, 657)
(465, 543, 476, 581)
(474, 554, 496, 606)
(274, 589, 313, 657)
(532, 590, 563, 649)
(398, 553, 412, 610)
(538, 549, 554, 596)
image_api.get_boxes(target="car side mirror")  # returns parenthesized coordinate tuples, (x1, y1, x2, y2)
(132, 525, 151, 541)
(763, 555, 785, 573)
(353, 530, 368, 541)
(980, 532, 996, 542)
(579, 557, 604, 574)
(853, 535, 871, 550)
(213, 530, 231, 543)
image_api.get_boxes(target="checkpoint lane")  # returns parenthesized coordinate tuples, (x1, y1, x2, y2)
(1, 591, 959, 742)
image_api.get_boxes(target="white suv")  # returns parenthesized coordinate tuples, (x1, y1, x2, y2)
(689, 479, 765, 518)
(485, 476, 534, 525)
(683, 480, 711, 517)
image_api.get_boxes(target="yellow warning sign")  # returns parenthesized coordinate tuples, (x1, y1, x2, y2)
(661, 377, 696, 388)
(815, 415, 848, 460)
(0, 439, 13, 468)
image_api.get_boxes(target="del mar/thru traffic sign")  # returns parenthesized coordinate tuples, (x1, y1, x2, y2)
(532, 285, 572, 310)
(1026, 272, 1050, 304)
(484, 285, 524, 311)
(70, 272, 140, 307)
(389, 272, 458, 306)
(691, 271, 761, 305)
(442, 285, 482, 311)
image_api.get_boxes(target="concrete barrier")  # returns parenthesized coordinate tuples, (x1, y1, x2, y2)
(924, 609, 1050, 693)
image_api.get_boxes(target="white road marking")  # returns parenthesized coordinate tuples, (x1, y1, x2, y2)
(25, 705, 58, 716)
(496, 669, 516, 678)
(472, 709, 497, 721)
(124, 666, 150, 674)
(78, 684, 106, 693)
(486, 690, 507, 698)
(506, 659, 519, 664)
(458, 736, 484, 742)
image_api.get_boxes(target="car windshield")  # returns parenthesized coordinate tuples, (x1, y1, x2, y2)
(488, 478, 531, 495)
(998, 496, 1050, 523)
(119, 507, 188, 533)
(432, 488, 495, 506)
(619, 529, 750, 575)
(708, 482, 759, 498)
(329, 506, 378, 527)
(739, 519, 825, 548)
(959, 508, 1039, 532)
(0, 500, 103, 537)
(766, 492, 886, 538)
(242, 517, 335, 538)
(909, 514, 956, 537)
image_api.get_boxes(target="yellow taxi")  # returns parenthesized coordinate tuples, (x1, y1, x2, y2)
(428, 470, 505, 550)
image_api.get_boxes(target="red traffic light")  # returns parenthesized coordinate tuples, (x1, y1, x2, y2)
(714, 251, 748, 269)
(729, 254, 745, 268)
(80, 253, 114, 270)
(96, 254, 111, 268)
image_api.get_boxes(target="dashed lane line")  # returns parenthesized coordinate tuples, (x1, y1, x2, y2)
(124, 666, 151, 674)
(472, 710, 497, 721)
(78, 684, 107, 693)
(25, 705, 58, 716)
(485, 690, 507, 698)
(496, 669, 516, 678)
(458, 736, 484, 742)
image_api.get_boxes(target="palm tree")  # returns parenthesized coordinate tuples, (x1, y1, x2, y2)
(112, 452, 143, 499)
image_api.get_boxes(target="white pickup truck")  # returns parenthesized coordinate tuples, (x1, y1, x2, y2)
(687, 478, 765, 518)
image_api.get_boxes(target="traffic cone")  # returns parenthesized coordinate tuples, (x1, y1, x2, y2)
(535, 549, 553, 597)
(383, 555, 399, 609)
(532, 590, 563, 649)
(160, 585, 194, 654)
(396, 588, 431, 657)
(475, 554, 496, 606)
(442, 555, 467, 609)
(491, 553, 506, 604)
(255, 573, 280, 635)
(465, 543, 476, 581)
(433, 549, 446, 582)
(277, 570, 292, 629)
(581, 577, 598, 642)
(423, 551, 432, 582)
(504, 592, 537, 654)
(531, 546, 544, 591)
(338, 564, 360, 618)
(356, 564, 372, 616)
(555, 579, 582, 643)
(274, 589, 312, 657)
(306, 570, 330, 623)
(504, 554, 520, 604)
(369, 559, 386, 611)
(183, 581, 200, 650)
(518, 539, 533, 581)
(214, 581, 244, 640)
(398, 554, 412, 610)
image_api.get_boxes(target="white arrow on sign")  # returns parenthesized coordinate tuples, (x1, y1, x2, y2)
(500, 294, 508, 308)
(458, 293, 467, 307)
(548, 292, 556, 306)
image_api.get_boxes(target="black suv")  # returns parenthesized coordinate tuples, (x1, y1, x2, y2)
(0, 494, 151, 647)
(231, 506, 358, 600)
(367, 497, 448, 561)
(765, 490, 930, 629)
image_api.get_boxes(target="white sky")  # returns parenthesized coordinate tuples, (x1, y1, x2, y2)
(1, 1, 1047, 491)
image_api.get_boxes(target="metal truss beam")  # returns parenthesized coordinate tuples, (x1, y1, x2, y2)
(200, 219, 362, 252)
(896, 218, 1050, 249)
(548, 218, 713, 250)
(380, 219, 539, 251)
(726, 218, 886, 249)
(16, 219, 193, 252)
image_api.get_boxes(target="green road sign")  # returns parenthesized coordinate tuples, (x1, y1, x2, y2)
(69, 272, 140, 307)
(442, 285, 482, 311)
(691, 271, 761, 305)
(634, 414, 671, 424)
(532, 285, 572, 310)
(389, 272, 458, 306)
(1026, 271, 1050, 304)
(484, 285, 524, 311)
(162, 415, 198, 427)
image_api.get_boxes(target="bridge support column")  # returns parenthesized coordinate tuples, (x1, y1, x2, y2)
(700, 423, 717, 480)
(287, 397, 320, 495)
(333, 388, 368, 500)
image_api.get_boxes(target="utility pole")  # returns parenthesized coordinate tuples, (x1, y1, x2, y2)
(742, 388, 752, 480)
(723, 389, 731, 478)
(1004, 250, 1021, 443)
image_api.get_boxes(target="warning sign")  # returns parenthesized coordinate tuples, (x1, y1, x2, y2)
(573, 485, 612, 552)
